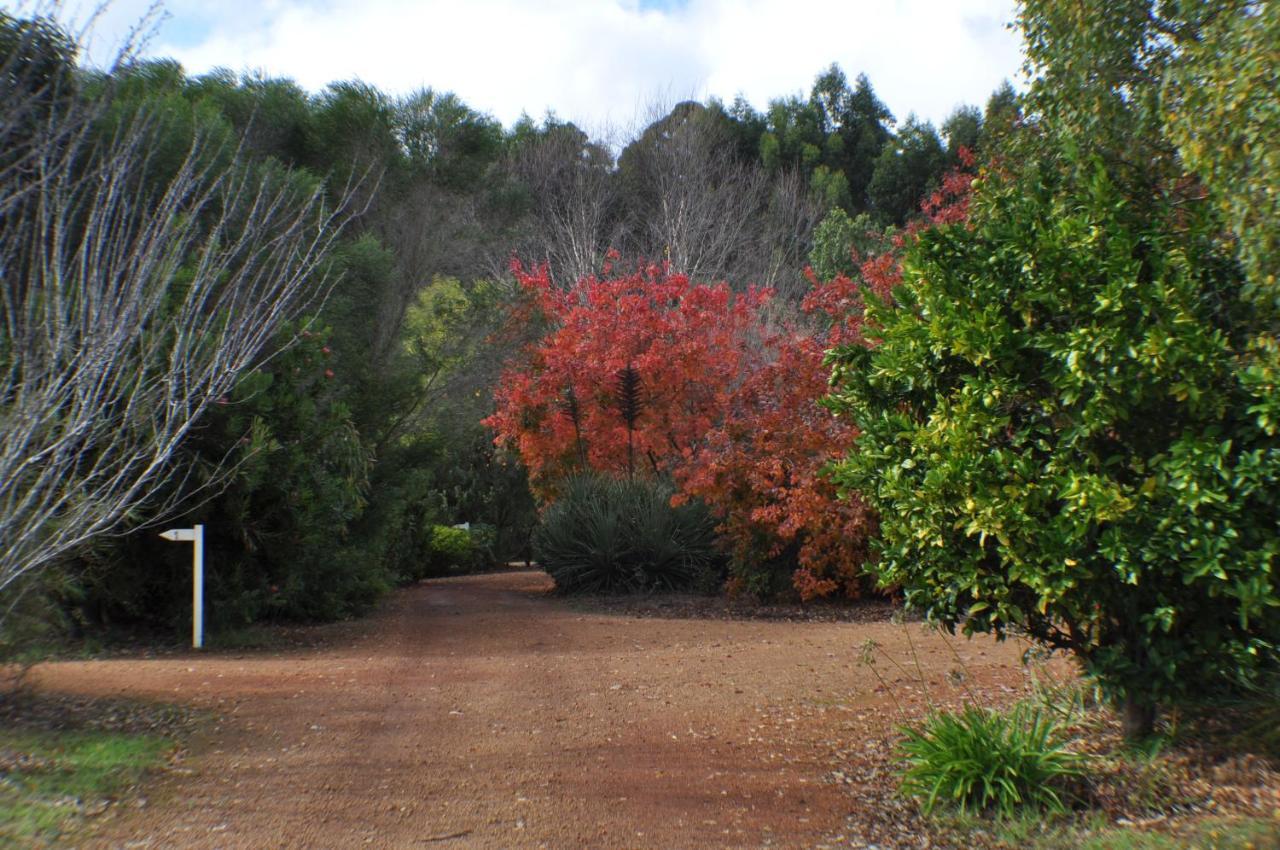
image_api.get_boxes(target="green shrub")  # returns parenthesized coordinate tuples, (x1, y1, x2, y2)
(534, 474, 720, 594)
(424, 525, 473, 576)
(468, 522, 498, 568)
(825, 0, 1280, 740)
(898, 703, 1085, 818)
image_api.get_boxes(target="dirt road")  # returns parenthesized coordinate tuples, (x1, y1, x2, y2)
(34, 571, 1036, 849)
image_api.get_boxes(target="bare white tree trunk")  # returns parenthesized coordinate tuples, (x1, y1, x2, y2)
(0, 7, 351, 615)
(617, 100, 822, 298)
(501, 121, 622, 286)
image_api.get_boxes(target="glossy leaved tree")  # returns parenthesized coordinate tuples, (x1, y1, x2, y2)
(826, 0, 1278, 737)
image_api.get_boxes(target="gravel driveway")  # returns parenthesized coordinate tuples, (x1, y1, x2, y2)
(34, 570, 1034, 849)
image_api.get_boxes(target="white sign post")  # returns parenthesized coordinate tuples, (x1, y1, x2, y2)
(160, 524, 205, 649)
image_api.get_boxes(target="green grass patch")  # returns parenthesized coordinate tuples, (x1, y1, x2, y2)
(1063, 815, 1278, 850)
(0, 727, 175, 847)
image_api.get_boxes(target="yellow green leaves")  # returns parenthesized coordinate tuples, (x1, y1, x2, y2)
(1164, 0, 1279, 303)
(826, 143, 1278, 716)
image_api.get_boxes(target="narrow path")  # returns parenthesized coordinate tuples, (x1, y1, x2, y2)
(34, 571, 1032, 849)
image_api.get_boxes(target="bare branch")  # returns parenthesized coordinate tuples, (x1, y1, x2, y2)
(0, 8, 354, 608)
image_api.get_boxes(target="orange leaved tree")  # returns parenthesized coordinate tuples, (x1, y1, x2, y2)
(484, 260, 769, 495)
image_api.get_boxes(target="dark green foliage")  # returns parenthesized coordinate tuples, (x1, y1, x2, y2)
(534, 475, 720, 595)
(74, 323, 384, 631)
(0, 10, 76, 128)
(707, 95, 768, 165)
(757, 66, 895, 216)
(898, 704, 1085, 817)
(830, 71, 897, 210)
(724, 542, 804, 602)
(398, 88, 503, 189)
(979, 81, 1021, 152)
(940, 105, 982, 159)
(185, 69, 314, 166)
(868, 116, 948, 225)
(468, 523, 499, 568)
(0, 570, 74, 664)
(306, 80, 400, 183)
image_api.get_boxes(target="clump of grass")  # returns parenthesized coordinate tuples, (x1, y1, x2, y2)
(0, 727, 175, 846)
(898, 702, 1086, 818)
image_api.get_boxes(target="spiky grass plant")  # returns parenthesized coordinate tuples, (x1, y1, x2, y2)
(534, 474, 719, 594)
(898, 702, 1086, 818)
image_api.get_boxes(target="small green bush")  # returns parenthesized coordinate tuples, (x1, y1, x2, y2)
(898, 703, 1085, 818)
(424, 525, 473, 576)
(534, 474, 720, 594)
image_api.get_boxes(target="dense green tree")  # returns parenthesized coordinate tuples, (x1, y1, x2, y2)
(76, 325, 381, 630)
(940, 104, 982, 159)
(759, 93, 824, 175)
(707, 95, 768, 165)
(185, 69, 313, 164)
(757, 66, 895, 215)
(398, 88, 503, 190)
(979, 80, 1021, 151)
(827, 70, 896, 211)
(827, 0, 1279, 737)
(867, 115, 947, 225)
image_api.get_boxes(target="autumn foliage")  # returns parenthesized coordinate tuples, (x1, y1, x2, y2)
(673, 156, 974, 598)
(487, 159, 972, 599)
(484, 260, 768, 491)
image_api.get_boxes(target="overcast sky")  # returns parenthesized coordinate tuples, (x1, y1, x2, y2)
(43, 0, 1025, 136)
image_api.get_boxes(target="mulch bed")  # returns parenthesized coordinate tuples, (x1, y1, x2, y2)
(566, 590, 906, 624)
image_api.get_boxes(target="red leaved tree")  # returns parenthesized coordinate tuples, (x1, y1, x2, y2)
(484, 259, 769, 496)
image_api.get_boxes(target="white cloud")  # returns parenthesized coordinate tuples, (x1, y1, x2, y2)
(33, 0, 1026, 134)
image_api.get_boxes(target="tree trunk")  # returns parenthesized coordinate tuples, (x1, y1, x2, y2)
(1121, 696, 1157, 740)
